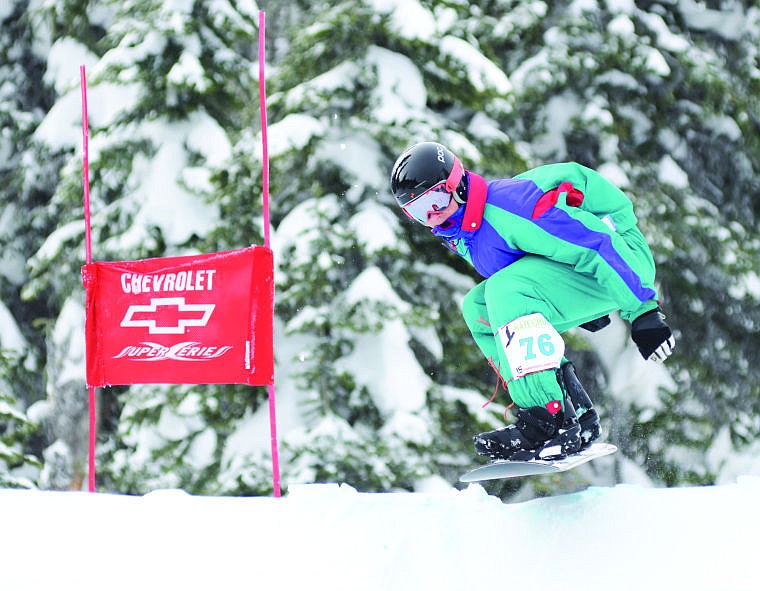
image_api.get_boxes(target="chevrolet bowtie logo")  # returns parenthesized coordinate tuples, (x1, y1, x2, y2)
(120, 297, 215, 334)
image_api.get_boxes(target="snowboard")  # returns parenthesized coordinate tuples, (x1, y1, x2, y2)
(459, 442, 617, 482)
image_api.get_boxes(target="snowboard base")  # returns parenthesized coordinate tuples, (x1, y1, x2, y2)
(459, 442, 617, 482)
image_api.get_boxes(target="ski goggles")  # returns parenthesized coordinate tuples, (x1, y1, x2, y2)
(402, 186, 453, 223)
(401, 157, 464, 224)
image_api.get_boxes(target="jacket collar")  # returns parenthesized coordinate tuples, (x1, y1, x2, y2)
(461, 172, 488, 232)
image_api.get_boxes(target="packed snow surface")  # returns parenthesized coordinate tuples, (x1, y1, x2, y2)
(2, 478, 758, 591)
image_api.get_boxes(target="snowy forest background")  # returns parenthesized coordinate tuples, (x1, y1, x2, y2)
(1, 0, 758, 500)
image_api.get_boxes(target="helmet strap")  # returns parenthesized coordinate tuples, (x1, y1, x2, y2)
(444, 157, 464, 193)
(452, 169, 469, 204)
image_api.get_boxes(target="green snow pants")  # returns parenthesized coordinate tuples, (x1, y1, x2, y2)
(461, 228, 656, 411)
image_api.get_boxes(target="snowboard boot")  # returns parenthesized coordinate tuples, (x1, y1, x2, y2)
(561, 362, 601, 449)
(473, 376, 582, 462)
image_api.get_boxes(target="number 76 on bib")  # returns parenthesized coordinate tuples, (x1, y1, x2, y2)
(497, 313, 565, 379)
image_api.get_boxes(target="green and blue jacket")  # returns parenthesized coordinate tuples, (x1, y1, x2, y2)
(432, 162, 658, 320)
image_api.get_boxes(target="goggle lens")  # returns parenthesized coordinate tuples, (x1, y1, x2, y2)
(402, 185, 452, 223)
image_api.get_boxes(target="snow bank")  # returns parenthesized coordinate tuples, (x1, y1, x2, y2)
(1, 478, 758, 591)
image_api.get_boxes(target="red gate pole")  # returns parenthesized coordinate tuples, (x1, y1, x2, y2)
(259, 11, 281, 498)
(80, 65, 97, 493)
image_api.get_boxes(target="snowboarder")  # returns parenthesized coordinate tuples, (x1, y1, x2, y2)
(390, 142, 675, 462)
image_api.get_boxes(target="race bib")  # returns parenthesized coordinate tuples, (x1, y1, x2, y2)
(497, 313, 565, 379)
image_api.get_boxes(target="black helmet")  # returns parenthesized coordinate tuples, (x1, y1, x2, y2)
(390, 142, 466, 206)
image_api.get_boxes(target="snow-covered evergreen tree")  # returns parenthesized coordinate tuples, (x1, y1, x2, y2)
(0, 385, 41, 489)
(21, 0, 268, 492)
(0, 1, 51, 485)
(0, 309, 41, 489)
(218, 0, 541, 492)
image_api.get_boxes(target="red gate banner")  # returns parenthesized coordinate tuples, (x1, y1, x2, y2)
(82, 246, 274, 387)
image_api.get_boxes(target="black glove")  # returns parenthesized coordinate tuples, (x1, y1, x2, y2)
(631, 308, 675, 363)
(579, 315, 611, 333)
